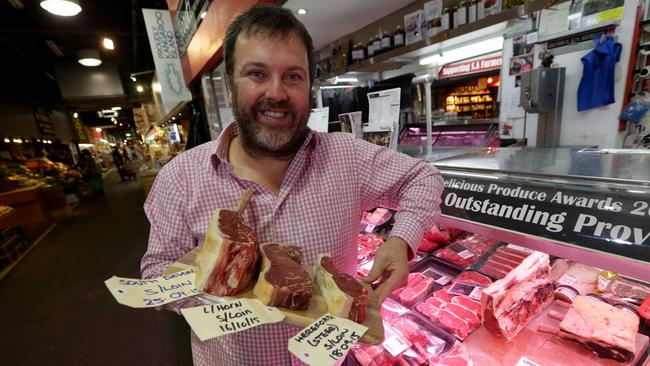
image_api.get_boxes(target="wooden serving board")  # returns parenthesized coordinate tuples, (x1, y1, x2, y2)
(164, 245, 384, 344)
(464, 301, 649, 366)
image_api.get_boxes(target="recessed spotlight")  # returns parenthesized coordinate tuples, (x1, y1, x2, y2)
(95, 127, 102, 132)
(297, 8, 307, 15)
(78, 49, 102, 67)
(73, 112, 78, 118)
(103, 37, 114, 50)
(40, 0, 81, 17)
(130, 76, 137, 82)
(136, 85, 144, 93)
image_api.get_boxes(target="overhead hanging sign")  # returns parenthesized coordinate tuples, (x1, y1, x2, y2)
(439, 55, 503, 79)
(438, 173, 650, 263)
(142, 9, 192, 110)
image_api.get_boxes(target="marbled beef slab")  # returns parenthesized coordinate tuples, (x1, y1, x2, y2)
(559, 295, 638, 362)
(194, 189, 258, 296)
(481, 251, 554, 341)
(313, 254, 368, 323)
(254, 243, 312, 310)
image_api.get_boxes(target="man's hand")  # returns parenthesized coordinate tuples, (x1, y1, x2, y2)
(363, 237, 410, 303)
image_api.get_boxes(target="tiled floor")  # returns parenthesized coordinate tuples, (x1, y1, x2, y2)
(0, 170, 192, 365)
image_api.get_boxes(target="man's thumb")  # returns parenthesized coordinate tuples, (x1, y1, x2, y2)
(363, 259, 384, 284)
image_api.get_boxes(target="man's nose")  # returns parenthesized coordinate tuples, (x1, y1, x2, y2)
(265, 75, 289, 102)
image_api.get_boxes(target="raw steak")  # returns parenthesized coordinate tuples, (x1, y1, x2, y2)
(452, 296, 481, 314)
(399, 275, 434, 307)
(603, 276, 650, 305)
(559, 295, 639, 362)
(416, 301, 439, 318)
(392, 272, 427, 297)
(445, 303, 480, 327)
(458, 234, 497, 255)
(434, 248, 472, 268)
(454, 271, 492, 287)
(253, 243, 312, 310)
(313, 254, 369, 323)
(434, 308, 472, 339)
(481, 251, 554, 341)
(194, 189, 258, 296)
(357, 245, 374, 263)
(433, 286, 456, 303)
(418, 237, 441, 253)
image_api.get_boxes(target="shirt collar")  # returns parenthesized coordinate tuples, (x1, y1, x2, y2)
(210, 122, 317, 171)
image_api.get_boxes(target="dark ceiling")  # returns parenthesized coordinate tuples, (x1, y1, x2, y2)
(0, 0, 168, 114)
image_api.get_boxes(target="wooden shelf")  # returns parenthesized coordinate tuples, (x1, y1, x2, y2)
(318, 0, 551, 80)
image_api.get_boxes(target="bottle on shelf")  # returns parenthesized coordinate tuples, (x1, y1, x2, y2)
(393, 25, 405, 48)
(381, 31, 392, 52)
(366, 37, 375, 58)
(441, 8, 450, 31)
(372, 34, 382, 55)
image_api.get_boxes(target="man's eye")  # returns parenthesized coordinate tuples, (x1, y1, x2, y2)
(285, 73, 302, 82)
(248, 71, 265, 80)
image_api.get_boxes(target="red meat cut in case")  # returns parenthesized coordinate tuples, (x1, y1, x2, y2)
(451, 296, 481, 314)
(381, 297, 409, 322)
(434, 308, 472, 339)
(454, 271, 492, 286)
(426, 296, 448, 309)
(444, 303, 480, 327)
(195, 189, 258, 296)
(418, 237, 441, 253)
(416, 301, 439, 318)
(399, 276, 434, 307)
(434, 248, 472, 268)
(427, 341, 472, 366)
(433, 286, 456, 303)
(481, 263, 511, 279)
(392, 272, 426, 297)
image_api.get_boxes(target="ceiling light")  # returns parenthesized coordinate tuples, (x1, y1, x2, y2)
(103, 37, 114, 50)
(136, 85, 144, 93)
(130, 76, 137, 82)
(3, 138, 10, 143)
(328, 76, 358, 84)
(111, 106, 122, 111)
(152, 82, 162, 92)
(78, 49, 102, 67)
(113, 121, 117, 125)
(40, 0, 81, 17)
(200, 11, 207, 19)
(73, 112, 78, 118)
(297, 8, 307, 15)
(95, 128, 102, 132)
(420, 36, 503, 66)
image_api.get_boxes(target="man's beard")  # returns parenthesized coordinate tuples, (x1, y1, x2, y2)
(232, 92, 310, 160)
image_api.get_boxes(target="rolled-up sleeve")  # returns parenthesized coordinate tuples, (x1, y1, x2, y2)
(356, 139, 443, 257)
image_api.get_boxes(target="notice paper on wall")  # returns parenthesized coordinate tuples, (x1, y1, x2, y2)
(537, 2, 571, 38)
(308, 107, 330, 132)
(181, 298, 285, 341)
(366, 88, 401, 132)
(288, 313, 368, 366)
(104, 269, 199, 308)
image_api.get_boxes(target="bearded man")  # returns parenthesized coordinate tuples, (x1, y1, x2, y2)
(141, 4, 443, 365)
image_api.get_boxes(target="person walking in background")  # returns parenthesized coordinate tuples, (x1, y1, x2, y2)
(112, 147, 124, 169)
(80, 149, 104, 196)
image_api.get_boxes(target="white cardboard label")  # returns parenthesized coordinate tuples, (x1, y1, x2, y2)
(506, 244, 534, 254)
(288, 314, 368, 366)
(383, 333, 411, 357)
(104, 270, 200, 308)
(181, 298, 285, 341)
(516, 356, 542, 366)
(423, 268, 451, 286)
(558, 273, 578, 286)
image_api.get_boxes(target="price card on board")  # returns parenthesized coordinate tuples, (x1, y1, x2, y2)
(288, 314, 368, 366)
(181, 299, 285, 341)
(105, 269, 200, 308)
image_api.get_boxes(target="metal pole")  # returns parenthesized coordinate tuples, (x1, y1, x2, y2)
(425, 81, 433, 156)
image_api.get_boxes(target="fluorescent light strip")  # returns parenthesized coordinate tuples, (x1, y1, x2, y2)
(419, 36, 504, 66)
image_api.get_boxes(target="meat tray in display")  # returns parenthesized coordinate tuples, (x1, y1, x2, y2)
(481, 251, 554, 341)
(254, 243, 312, 310)
(559, 295, 639, 362)
(194, 189, 258, 296)
(313, 254, 369, 322)
(474, 244, 532, 279)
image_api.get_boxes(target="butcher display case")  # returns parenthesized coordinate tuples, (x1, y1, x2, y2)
(398, 120, 500, 157)
(426, 147, 650, 283)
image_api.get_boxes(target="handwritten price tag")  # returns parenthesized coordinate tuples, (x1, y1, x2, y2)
(181, 298, 285, 341)
(104, 270, 200, 308)
(288, 314, 368, 366)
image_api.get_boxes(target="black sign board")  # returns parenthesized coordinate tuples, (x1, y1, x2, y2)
(440, 174, 650, 262)
(173, 0, 210, 57)
(33, 104, 54, 137)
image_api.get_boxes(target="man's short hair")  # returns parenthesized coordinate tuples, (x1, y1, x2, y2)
(224, 4, 315, 89)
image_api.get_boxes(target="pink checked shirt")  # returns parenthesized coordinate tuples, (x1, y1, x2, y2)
(141, 123, 443, 365)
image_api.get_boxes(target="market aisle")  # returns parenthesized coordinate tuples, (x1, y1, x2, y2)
(0, 170, 192, 366)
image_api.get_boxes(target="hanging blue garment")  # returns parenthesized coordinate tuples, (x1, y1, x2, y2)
(577, 35, 622, 111)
